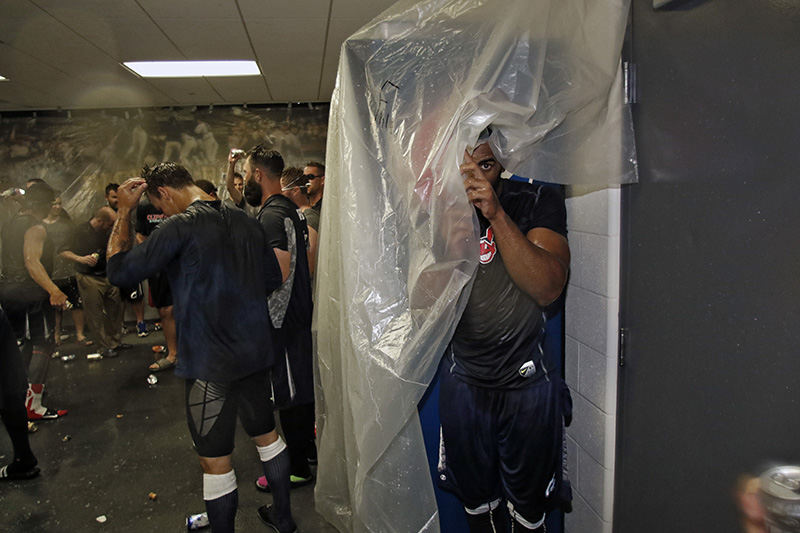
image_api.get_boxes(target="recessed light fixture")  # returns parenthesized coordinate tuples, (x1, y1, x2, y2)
(123, 60, 260, 78)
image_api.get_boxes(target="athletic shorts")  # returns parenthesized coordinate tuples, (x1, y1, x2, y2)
(148, 273, 172, 308)
(54, 277, 82, 310)
(437, 362, 564, 528)
(0, 282, 54, 345)
(185, 369, 276, 457)
(119, 282, 144, 303)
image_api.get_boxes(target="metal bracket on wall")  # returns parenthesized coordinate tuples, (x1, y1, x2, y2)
(623, 62, 638, 104)
(619, 327, 629, 367)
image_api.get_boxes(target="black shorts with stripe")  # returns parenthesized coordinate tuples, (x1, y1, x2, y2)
(437, 360, 565, 527)
(185, 369, 275, 457)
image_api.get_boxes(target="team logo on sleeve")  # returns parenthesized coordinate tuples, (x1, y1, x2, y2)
(479, 227, 496, 264)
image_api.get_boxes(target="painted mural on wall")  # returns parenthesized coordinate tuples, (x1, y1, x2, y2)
(0, 104, 328, 221)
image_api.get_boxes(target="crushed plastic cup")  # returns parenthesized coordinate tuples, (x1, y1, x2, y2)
(96, 515, 107, 523)
(61, 354, 76, 362)
(147, 374, 158, 385)
(86, 353, 103, 360)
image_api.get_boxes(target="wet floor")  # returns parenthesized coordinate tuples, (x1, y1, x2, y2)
(0, 326, 338, 532)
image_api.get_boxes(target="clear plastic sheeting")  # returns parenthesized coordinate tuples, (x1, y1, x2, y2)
(315, 0, 633, 532)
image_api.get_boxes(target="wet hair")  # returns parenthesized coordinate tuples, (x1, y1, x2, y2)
(105, 183, 119, 195)
(281, 167, 308, 191)
(247, 145, 284, 178)
(304, 161, 325, 175)
(194, 179, 217, 196)
(233, 172, 243, 181)
(24, 181, 55, 215)
(141, 162, 194, 199)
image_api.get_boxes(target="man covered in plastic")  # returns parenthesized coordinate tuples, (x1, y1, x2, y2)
(437, 132, 570, 532)
(241, 147, 317, 495)
(106, 163, 297, 533)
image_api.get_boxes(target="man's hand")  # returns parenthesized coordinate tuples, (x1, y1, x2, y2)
(228, 148, 245, 166)
(49, 289, 69, 310)
(461, 149, 502, 221)
(117, 178, 148, 211)
(80, 254, 98, 267)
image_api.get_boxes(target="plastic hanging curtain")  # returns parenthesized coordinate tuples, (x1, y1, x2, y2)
(315, 0, 634, 531)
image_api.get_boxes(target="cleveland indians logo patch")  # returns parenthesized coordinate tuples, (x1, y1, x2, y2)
(479, 227, 496, 265)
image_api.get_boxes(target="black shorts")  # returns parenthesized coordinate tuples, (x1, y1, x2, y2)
(0, 282, 54, 345)
(270, 325, 315, 408)
(148, 273, 172, 308)
(119, 282, 144, 303)
(54, 277, 82, 310)
(437, 362, 563, 527)
(185, 369, 276, 457)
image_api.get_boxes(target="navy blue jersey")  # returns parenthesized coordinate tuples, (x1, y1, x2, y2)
(108, 200, 282, 381)
(451, 181, 567, 389)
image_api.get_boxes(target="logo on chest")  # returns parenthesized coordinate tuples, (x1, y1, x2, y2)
(479, 227, 496, 265)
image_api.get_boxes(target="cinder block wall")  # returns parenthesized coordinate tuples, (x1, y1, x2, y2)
(564, 186, 621, 533)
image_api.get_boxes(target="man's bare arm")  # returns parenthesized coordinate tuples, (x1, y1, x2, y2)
(23, 225, 68, 308)
(462, 149, 569, 306)
(59, 250, 98, 267)
(226, 150, 244, 205)
(273, 247, 290, 283)
(108, 178, 147, 260)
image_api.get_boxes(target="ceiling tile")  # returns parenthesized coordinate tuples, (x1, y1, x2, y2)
(237, 0, 330, 20)
(158, 18, 253, 59)
(318, 18, 367, 100)
(330, 0, 397, 20)
(143, 78, 224, 103)
(206, 76, 270, 103)
(136, 0, 237, 20)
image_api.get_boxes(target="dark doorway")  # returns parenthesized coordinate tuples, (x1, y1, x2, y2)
(615, 1, 800, 531)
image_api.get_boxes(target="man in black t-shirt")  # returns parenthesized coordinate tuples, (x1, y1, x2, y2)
(436, 138, 570, 533)
(60, 207, 123, 357)
(135, 196, 178, 371)
(242, 146, 317, 496)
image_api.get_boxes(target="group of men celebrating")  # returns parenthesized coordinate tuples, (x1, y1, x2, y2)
(2, 129, 570, 533)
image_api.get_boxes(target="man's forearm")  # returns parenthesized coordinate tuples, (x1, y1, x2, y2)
(25, 258, 61, 297)
(108, 207, 134, 259)
(226, 162, 243, 205)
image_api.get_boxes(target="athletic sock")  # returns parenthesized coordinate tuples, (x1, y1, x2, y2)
(25, 384, 47, 417)
(203, 471, 238, 533)
(257, 439, 296, 531)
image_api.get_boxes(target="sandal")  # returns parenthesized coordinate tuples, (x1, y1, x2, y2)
(149, 357, 176, 372)
(77, 338, 94, 347)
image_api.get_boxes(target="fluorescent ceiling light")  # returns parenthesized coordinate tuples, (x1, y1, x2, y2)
(123, 61, 260, 78)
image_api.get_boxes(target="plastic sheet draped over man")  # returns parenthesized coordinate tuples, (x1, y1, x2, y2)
(315, 0, 634, 531)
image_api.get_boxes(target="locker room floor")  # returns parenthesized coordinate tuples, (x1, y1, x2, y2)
(0, 327, 337, 532)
